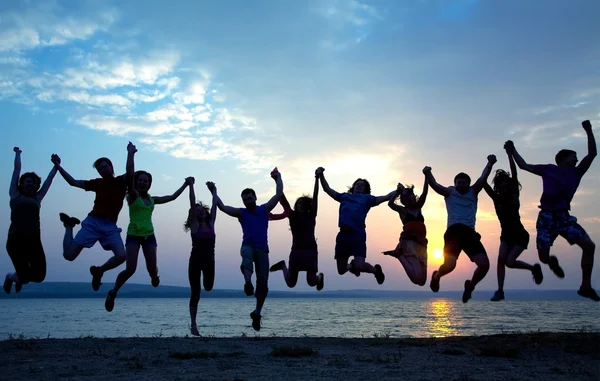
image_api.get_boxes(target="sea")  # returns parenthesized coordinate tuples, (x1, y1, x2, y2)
(1, 297, 598, 339)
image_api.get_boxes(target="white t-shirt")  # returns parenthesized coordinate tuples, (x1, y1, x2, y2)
(445, 186, 477, 229)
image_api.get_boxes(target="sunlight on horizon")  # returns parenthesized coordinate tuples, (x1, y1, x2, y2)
(426, 299, 457, 338)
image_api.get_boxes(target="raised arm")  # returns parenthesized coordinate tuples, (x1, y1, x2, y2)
(315, 167, 341, 201)
(472, 154, 497, 194)
(506, 146, 519, 194)
(374, 189, 396, 206)
(423, 166, 451, 197)
(207, 181, 217, 227)
(153, 177, 190, 205)
(387, 183, 405, 213)
(483, 182, 497, 201)
(9, 147, 22, 199)
(505, 141, 543, 176)
(188, 178, 198, 232)
(126, 142, 138, 204)
(415, 174, 430, 209)
(577, 120, 597, 176)
(209, 182, 242, 218)
(269, 192, 291, 221)
(37, 157, 60, 201)
(311, 175, 319, 216)
(54, 154, 86, 189)
(264, 167, 284, 212)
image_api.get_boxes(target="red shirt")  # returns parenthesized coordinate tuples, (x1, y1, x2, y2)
(84, 175, 127, 223)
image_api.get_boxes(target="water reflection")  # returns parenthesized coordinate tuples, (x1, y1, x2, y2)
(425, 299, 457, 337)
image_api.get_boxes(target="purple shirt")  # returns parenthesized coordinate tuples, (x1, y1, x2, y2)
(338, 193, 378, 231)
(533, 164, 583, 211)
(239, 205, 269, 250)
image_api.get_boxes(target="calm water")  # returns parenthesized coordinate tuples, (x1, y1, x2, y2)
(0, 298, 598, 339)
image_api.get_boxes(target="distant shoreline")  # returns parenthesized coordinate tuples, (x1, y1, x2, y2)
(1, 332, 598, 380)
(0, 282, 588, 300)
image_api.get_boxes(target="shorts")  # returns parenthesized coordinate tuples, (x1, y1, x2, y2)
(73, 216, 124, 253)
(443, 223, 486, 262)
(394, 237, 428, 264)
(334, 228, 367, 260)
(289, 248, 318, 273)
(126, 234, 158, 249)
(500, 225, 530, 249)
(240, 245, 270, 283)
(536, 210, 589, 249)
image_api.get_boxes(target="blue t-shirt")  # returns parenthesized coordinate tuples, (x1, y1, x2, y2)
(532, 164, 583, 211)
(338, 193, 378, 231)
(239, 204, 269, 250)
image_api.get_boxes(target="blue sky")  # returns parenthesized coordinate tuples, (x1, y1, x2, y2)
(1, 0, 599, 292)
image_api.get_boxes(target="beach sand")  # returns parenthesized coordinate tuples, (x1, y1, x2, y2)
(1, 332, 598, 380)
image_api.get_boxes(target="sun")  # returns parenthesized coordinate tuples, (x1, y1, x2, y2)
(432, 248, 444, 260)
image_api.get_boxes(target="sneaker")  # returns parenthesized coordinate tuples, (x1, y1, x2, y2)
(374, 265, 385, 285)
(316, 273, 324, 291)
(462, 280, 474, 303)
(105, 290, 116, 312)
(269, 260, 285, 272)
(577, 287, 600, 302)
(151, 276, 160, 288)
(244, 281, 254, 296)
(430, 271, 440, 293)
(532, 264, 543, 285)
(348, 260, 361, 277)
(90, 266, 103, 291)
(548, 255, 565, 278)
(59, 213, 80, 228)
(250, 311, 261, 331)
(3, 274, 12, 295)
(190, 325, 200, 336)
(490, 290, 504, 302)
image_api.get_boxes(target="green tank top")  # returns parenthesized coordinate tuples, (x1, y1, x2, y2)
(127, 194, 155, 237)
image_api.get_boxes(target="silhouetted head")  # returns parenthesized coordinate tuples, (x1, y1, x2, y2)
(134, 171, 153, 194)
(184, 202, 211, 231)
(294, 196, 313, 214)
(555, 149, 578, 168)
(241, 188, 257, 209)
(453, 172, 471, 194)
(348, 178, 371, 194)
(93, 157, 114, 179)
(18, 172, 41, 198)
(399, 185, 418, 208)
(492, 169, 521, 197)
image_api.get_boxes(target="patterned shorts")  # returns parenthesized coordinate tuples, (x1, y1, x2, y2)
(536, 210, 589, 249)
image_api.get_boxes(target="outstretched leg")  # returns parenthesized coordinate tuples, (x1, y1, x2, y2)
(462, 253, 490, 303)
(491, 242, 509, 301)
(398, 256, 426, 286)
(188, 258, 201, 336)
(251, 248, 269, 331)
(269, 260, 299, 287)
(59, 213, 83, 261)
(142, 245, 159, 287)
(575, 235, 599, 301)
(105, 243, 140, 312)
(430, 256, 457, 292)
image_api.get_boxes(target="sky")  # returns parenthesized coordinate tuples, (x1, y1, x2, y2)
(1, 0, 599, 293)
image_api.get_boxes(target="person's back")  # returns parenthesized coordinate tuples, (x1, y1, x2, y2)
(537, 164, 581, 211)
(289, 211, 317, 250)
(239, 205, 269, 250)
(444, 186, 477, 229)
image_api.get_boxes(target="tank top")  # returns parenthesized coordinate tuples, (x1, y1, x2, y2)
(289, 211, 317, 250)
(445, 187, 477, 229)
(191, 226, 216, 257)
(127, 195, 155, 237)
(9, 194, 41, 235)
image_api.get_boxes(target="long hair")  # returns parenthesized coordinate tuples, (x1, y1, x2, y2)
(399, 185, 419, 206)
(492, 169, 521, 195)
(184, 202, 211, 232)
(293, 195, 313, 214)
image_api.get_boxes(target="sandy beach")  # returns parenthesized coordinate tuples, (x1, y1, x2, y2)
(1, 332, 598, 380)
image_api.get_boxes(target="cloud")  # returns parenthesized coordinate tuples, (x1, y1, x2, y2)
(0, 4, 118, 52)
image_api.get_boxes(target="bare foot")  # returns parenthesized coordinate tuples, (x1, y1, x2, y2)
(191, 325, 200, 336)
